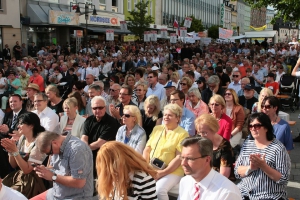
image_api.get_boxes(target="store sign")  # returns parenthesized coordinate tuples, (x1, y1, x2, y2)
(220, 4, 225, 27)
(80, 13, 124, 26)
(124, 35, 135, 42)
(49, 10, 79, 25)
(161, 29, 168, 38)
(184, 17, 192, 28)
(106, 30, 115, 41)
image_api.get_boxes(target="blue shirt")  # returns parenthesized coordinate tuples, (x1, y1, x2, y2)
(273, 119, 294, 151)
(146, 82, 166, 100)
(252, 70, 264, 87)
(180, 108, 196, 136)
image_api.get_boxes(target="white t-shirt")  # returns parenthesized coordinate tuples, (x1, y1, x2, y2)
(0, 77, 7, 94)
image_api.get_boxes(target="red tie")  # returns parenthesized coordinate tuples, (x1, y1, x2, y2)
(193, 183, 200, 200)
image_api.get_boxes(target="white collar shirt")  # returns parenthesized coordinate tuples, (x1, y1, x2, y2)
(32, 107, 59, 132)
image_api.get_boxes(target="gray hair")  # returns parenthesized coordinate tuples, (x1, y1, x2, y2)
(207, 75, 220, 85)
(94, 81, 104, 90)
(34, 92, 48, 101)
(91, 95, 107, 106)
(36, 131, 60, 153)
(187, 88, 201, 99)
(89, 84, 101, 91)
(181, 137, 213, 167)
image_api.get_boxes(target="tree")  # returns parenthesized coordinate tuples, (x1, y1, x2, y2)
(127, 1, 154, 39)
(245, 0, 300, 23)
(180, 15, 204, 32)
(208, 25, 222, 39)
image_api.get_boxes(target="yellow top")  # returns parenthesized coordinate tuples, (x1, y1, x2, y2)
(146, 125, 189, 176)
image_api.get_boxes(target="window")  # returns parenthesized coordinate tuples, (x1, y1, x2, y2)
(0, 0, 2, 9)
(149, 1, 152, 16)
(99, 0, 106, 10)
(128, 0, 131, 11)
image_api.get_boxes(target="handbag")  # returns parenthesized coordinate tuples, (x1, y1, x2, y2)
(150, 128, 167, 170)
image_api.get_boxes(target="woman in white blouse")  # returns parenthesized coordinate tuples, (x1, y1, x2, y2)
(0, 69, 7, 95)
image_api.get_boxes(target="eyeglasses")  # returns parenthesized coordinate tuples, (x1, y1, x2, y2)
(123, 114, 132, 118)
(135, 89, 143, 92)
(92, 106, 105, 110)
(179, 82, 187, 86)
(147, 76, 153, 79)
(224, 93, 232, 96)
(34, 99, 45, 103)
(179, 155, 207, 162)
(46, 141, 53, 156)
(232, 75, 239, 78)
(261, 104, 273, 109)
(210, 103, 220, 107)
(249, 123, 263, 130)
(109, 89, 119, 92)
(119, 93, 130, 96)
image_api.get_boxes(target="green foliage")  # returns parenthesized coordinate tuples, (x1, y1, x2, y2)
(208, 25, 222, 39)
(179, 15, 204, 32)
(127, 1, 154, 39)
(245, 0, 300, 23)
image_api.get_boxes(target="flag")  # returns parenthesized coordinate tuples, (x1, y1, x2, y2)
(173, 19, 180, 36)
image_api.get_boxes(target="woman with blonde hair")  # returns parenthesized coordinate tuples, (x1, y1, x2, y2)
(96, 141, 157, 200)
(116, 105, 146, 154)
(209, 94, 233, 141)
(132, 83, 147, 110)
(141, 95, 163, 139)
(124, 74, 135, 91)
(180, 77, 193, 99)
(252, 88, 273, 113)
(59, 97, 86, 138)
(171, 71, 180, 89)
(224, 89, 245, 148)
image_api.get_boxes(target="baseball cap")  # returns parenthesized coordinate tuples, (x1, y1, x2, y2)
(164, 81, 177, 88)
(244, 83, 255, 90)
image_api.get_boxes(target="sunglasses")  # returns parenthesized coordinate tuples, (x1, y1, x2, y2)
(180, 82, 187, 86)
(109, 89, 118, 92)
(147, 76, 153, 79)
(261, 105, 272, 109)
(46, 141, 53, 156)
(123, 114, 132, 118)
(249, 123, 263, 130)
(232, 75, 239, 77)
(210, 103, 220, 107)
(92, 106, 105, 110)
(224, 93, 232, 96)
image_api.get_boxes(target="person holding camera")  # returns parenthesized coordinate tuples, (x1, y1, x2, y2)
(143, 103, 189, 200)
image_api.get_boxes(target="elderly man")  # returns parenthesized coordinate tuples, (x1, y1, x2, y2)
(238, 83, 258, 111)
(160, 81, 176, 109)
(81, 96, 120, 176)
(201, 75, 224, 104)
(83, 74, 95, 96)
(31, 131, 94, 200)
(237, 77, 259, 99)
(185, 88, 209, 118)
(170, 90, 196, 136)
(24, 83, 40, 111)
(94, 80, 108, 99)
(146, 71, 166, 100)
(85, 84, 101, 116)
(106, 83, 121, 107)
(158, 73, 168, 86)
(32, 93, 59, 132)
(228, 70, 242, 92)
(179, 137, 242, 200)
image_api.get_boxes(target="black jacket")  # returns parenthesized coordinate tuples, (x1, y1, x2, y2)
(201, 87, 224, 105)
(3, 108, 28, 134)
(3, 48, 11, 60)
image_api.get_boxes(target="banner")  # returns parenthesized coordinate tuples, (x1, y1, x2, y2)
(106, 29, 114, 41)
(219, 27, 233, 39)
(74, 30, 83, 38)
(144, 31, 150, 42)
(180, 27, 187, 38)
(120, 21, 127, 31)
(198, 32, 207, 38)
(124, 35, 135, 42)
(161, 29, 168, 38)
(184, 17, 192, 28)
(79, 12, 124, 26)
(170, 33, 177, 43)
(49, 10, 79, 25)
(200, 37, 212, 46)
(151, 31, 157, 41)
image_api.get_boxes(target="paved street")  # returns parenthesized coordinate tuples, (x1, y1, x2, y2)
(287, 110, 300, 200)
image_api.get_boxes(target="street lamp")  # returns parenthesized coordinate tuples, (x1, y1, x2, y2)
(70, 2, 97, 53)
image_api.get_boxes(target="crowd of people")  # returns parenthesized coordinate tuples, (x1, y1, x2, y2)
(0, 38, 299, 200)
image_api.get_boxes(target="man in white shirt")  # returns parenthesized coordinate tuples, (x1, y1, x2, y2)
(0, 178, 28, 200)
(83, 74, 95, 95)
(228, 71, 242, 92)
(32, 93, 59, 132)
(146, 71, 166, 100)
(179, 137, 242, 200)
(80, 61, 93, 81)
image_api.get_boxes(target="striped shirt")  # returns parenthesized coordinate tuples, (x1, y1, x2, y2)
(234, 139, 291, 200)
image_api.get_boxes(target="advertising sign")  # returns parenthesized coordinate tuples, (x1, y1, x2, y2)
(49, 10, 79, 25)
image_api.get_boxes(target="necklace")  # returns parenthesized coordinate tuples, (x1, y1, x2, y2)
(271, 115, 278, 124)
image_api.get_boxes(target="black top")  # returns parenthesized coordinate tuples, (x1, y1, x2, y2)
(115, 100, 137, 117)
(82, 113, 120, 176)
(2, 108, 28, 133)
(48, 100, 64, 116)
(141, 110, 163, 140)
(201, 87, 225, 105)
(218, 73, 231, 87)
(238, 96, 258, 111)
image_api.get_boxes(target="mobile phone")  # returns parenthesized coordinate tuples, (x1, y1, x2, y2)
(31, 163, 38, 167)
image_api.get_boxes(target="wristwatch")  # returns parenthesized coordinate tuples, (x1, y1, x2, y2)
(10, 151, 19, 157)
(245, 166, 253, 176)
(52, 173, 57, 182)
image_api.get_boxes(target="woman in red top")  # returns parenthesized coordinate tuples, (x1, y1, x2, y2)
(209, 94, 233, 141)
(28, 68, 45, 92)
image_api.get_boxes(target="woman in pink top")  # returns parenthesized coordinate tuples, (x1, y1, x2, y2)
(185, 87, 209, 117)
(209, 94, 233, 141)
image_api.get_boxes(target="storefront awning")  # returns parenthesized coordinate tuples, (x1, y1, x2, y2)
(27, 3, 48, 24)
(229, 35, 245, 40)
(83, 26, 131, 34)
(243, 31, 277, 38)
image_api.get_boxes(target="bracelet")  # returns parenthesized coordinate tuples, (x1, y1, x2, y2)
(9, 151, 19, 157)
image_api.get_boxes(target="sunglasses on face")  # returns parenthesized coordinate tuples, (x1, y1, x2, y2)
(180, 82, 187, 86)
(249, 123, 263, 130)
(147, 76, 153, 79)
(92, 106, 105, 110)
(123, 114, 132, 118)
(232, 75, 239, 78)
(109, 89, 118, 92)
(224, 93, 232, 96)
(261, 105, 272, 109)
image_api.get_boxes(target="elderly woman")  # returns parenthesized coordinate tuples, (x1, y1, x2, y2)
(252, 88, 273, 113)
(141, 95, 163, 139)
(261, 96, 293, 151)
(0, 112, 46, 198)
(96, 142, 157, 200)
(45, 85, 63, 115)
(116, 105, 146, 154)
(179, 77, 193, 100)
(224, 89, 245, 148)
(132, 83, 147, 109)
(185, 87, 209, 118)
(143, 103, 189, 200)
(209, 94, 233, 141)
(195, 114, 235, 180)
(59, 97, 86, 138)
(235, 112, 291, 199)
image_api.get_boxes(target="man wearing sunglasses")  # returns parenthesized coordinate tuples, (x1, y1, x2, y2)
(32, 131, 94, 200)
(228, 71, 241, 92)
(238, 83, 258, 111)
(146, 71, 166, 101)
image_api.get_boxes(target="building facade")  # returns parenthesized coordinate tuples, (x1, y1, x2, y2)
(251, 7, 267, 28)
(244, 3, 251, 31)
(236, 0, 245, 34)
(229, 1, 238, 35)
(273, 19, 298, 42)
(266, 6, 275, 30)
(0, 0, 21, 51)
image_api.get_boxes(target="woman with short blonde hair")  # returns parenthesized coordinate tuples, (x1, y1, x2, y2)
(141, 95, 163, 139)
(252, 88, 273, 113)
(96, 141, 157, 200)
